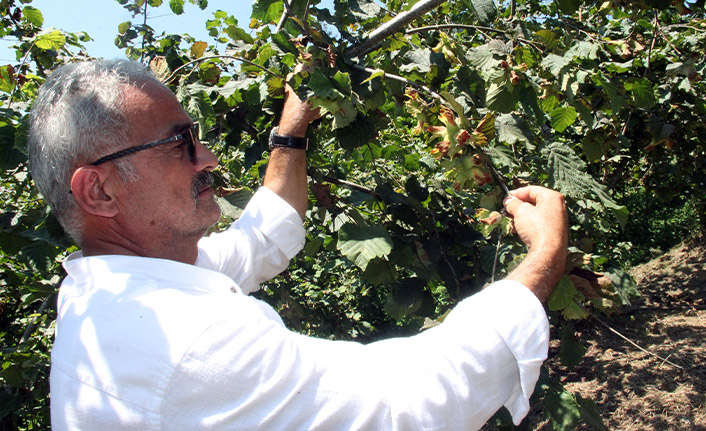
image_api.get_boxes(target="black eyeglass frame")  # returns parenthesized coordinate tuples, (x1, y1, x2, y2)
(90, 124, 199, 166)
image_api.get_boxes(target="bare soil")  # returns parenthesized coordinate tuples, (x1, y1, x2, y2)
(541, 237, 706, 430)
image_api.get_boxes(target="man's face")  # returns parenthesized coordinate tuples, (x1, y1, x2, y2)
(109, 81, 221, 253)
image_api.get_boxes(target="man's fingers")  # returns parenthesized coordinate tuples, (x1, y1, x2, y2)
(503, 195, 527, 218)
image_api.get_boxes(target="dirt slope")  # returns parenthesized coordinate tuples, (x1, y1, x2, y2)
(553, 237, 706, 430)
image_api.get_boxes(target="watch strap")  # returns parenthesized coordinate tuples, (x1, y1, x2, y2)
(269, 127, 308, 151)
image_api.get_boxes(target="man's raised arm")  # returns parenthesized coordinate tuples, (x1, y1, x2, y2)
(262, 78, 320, 220)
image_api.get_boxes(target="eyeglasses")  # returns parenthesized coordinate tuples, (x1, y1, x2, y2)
(90, 123, 199, 166)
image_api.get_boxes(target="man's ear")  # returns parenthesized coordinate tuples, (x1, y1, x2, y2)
(70, 166, 119, 218)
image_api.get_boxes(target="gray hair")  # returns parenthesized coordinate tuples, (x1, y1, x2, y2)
(27, 59, 163, 243)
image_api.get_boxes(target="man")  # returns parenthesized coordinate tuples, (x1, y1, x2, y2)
(28, 59, 568, 430)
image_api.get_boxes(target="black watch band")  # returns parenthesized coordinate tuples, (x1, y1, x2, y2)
(269, 127, 308, 151)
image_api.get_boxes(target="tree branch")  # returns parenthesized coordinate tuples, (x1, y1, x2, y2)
(162, 55, 282, 84)
(406, 23, 503, 35)
(344, 0, 448, 58)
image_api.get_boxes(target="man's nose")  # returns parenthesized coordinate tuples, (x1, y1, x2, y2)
(193, 140, 219, 171)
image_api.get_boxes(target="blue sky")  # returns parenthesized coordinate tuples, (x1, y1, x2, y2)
(0, 0, 254, 62)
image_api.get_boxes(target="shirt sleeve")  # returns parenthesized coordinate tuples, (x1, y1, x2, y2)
(195, 186, 306, 295)
(160, 280, 549, 430)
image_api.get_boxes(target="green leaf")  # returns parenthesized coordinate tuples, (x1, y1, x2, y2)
(487, 82, 518, 113)
(544, 388, 581, 431)
(603, 267, 639, 306)
(361, 68, 385, 84)
(542, 142, 623, 222)
(363, 258, 395, 286)
(535, 29, 560, 51)
(216, 188, 254, 219)
(183, 89, 216, 136)
(563, 300, 589, 320)
(308, 69, 339, 100)
(335, 114, 376, 150)
(225, 25, 254, 43)
(22, 6, 44, 27)
(542, 54, 571, 77)
(548, 276, 576, 311)
(581, 129, 605, 162)
(463, 0, 497, 25)
(332, 71, 352, 95)
(400, 48, 435, 73)
(348, 0, 384, 21)
(557, 0, 582, 15)
(576, 394, 608, 431)
(559, 324, 587, 368)
(466, 47, 500, 74)
(625, 77, 655, 109)
(35, 31, 66, 51)
(337, 223, 393, 270)
(593, 75, 623, 114)
(251, 0, 284, 24)
(566, 41, 599, 60)
(169, 0, 185, 14)
(0, 66, 14, 94)
(118, 21, 131, 35)
(549, 106, 578, 133)
(384, 277, 427, 319)
(496, 114, 530, 146)
(312, 97, 357, 129)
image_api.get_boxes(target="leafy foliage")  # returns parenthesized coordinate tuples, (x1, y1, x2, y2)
(1, 0, 705, 428)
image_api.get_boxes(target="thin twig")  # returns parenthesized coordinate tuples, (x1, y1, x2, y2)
(662, 24, 706, 33)
(162, 55, 282, 84)
(581, 305, 685, 370)
(491, 233, 502, 283)
(313, 171, 378, 196)
(303, 0, 312, 24)
(347, 62, 443, 102)
(406, 24, 504, 35)
(645, 15, 659, 75)
(558, 19, 598, 41)
(140, 0, 148, 63)
(655, 20, 683, 57)
(7, 40, 35, 110)
(430, 210, 461, 296)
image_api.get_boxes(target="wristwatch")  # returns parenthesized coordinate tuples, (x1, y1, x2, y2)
(268, 127, 309, 151)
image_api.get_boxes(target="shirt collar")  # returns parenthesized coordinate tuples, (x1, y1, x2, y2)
(63, 252, 244, 295)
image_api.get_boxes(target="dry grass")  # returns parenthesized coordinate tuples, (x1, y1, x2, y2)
(559, 237, 706, 430)
(487, 237, 706, 430)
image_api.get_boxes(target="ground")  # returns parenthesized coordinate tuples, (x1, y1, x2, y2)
(539, 237, 706, 430)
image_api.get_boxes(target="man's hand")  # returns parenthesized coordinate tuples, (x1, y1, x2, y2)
(277, 69, 321, 138)
(503, 186, 568, 302)
(262, 67, 321, 221)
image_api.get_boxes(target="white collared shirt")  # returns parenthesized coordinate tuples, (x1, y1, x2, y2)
(50, 187, 549, 430)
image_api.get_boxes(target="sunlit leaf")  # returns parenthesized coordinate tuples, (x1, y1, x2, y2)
(35, 31, 66, 51)
(549, 106, 578, 132)
(169, 0, 185, 14)
(337, 223, 393, 270)
(22, 6, 44, 27)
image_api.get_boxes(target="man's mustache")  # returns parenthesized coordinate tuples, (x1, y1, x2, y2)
(192, 171, 214, 201)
